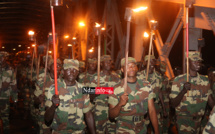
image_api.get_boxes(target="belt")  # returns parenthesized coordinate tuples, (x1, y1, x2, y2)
(120, 116, 144, 122)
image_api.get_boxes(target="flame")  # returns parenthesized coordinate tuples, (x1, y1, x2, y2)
(72, 37, 76, 40)
(64, 35, 69, 39)
(79, 22, 85, 27)
(101, 27, 105, 31)
(67, 44, 72, 47)
(32, 44, 35, 47)
(48, 51, 52, 54)
(95, 23, 101, 28)
(133, 7, 148, 12)
(150, 20, 157, 23)
(143, 32, 149, 38)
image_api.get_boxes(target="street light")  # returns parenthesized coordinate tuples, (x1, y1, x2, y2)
(18, 45, 22, 47)
(32, 44, 36, 47)
(143, 32, 149, 38)
(27, 47, 30, 49)
(64, 35, 69, 39)
(13, 48, 16, 51)
(67, 44, 72, 47)
(2, 46, 5, 49)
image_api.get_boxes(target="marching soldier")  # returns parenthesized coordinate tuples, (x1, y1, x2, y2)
(108, 57, 159, 134)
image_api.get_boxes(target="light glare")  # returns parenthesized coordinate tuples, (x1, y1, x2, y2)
(133, 7, 148, 12)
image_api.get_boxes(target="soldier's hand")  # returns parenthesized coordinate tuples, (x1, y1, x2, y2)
(39, 94, 45, 103)
(119, 92, 128, 107)
(52, 95, 60, 107)
(183, 82, 191, 92)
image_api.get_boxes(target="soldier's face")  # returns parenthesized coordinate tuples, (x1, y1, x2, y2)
(50, 63, 62, 78)
(88, 62, 97, 71)
(125, 62, 138, 77)
(102, 60, 112, 71)
(189, 60, 201, 72)
(64, 68, 79, 82)
(0, 57, 6, 65)
(146, 59, 156, 74)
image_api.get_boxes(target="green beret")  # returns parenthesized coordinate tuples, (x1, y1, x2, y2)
(0, 51, 9, 57)
(79, 61, 85, 68)
(101, 55, 111, 62)
(121, 57, 136, 66)
(63, 59, 79, 70)
(186, 51, 203, 61)
(144, 55, 155, 62)
(88, 58, 97, 63)
(48, 59, 61, 67)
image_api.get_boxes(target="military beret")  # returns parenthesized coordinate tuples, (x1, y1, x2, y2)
(0, 51, 9, 57)
(144, 55, 155, 62)
(186, 51, 203, 61)
(79, 61, 85, 68)
(63, 59, 79, 70)
(101, 55, 112, 62)
(121, 57, 136, 66)
(88, 58, 97, 63)
(48, 59, 61, 67)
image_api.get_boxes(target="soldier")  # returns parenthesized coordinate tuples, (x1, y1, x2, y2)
(34, 57, 61, 134)
(0, 51, 18, 134)
(108, 57, 159, 134)
(137, 55, 166, 133)
(90, 55, 121, 134)
(201, 67, 215, 131)
(170, 51, 215, 134)
(202, 106, 215, 134)
(156, 60, 171, 134)
(44, 59, 95, 134)
(78, 58, 97, 86)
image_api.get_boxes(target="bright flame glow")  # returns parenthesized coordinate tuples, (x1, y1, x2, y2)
(72, 37, 76, 40)
(2, 46, 5, 49)
(89, 49, 93, 53)
(18, 45, 21, 47)
(13, 48, 16, 51)
(95, 23, 101, 28)
(133, 7, 148, 12)
(101, 27, 105, 31)
(27, 47, 30, 49)
(49, 33, 52, 35)
(28, 30, 35, 35)
(64, 35, 69, 39)
(79, 22, 85, 27)
(143, 32, 149, 38)
(48, 51, 52, 54)
(67, 44, 72, 47)
(150, 20, 157, 23)
(32, 44, 35, 47)
(27, 52, 30, 54)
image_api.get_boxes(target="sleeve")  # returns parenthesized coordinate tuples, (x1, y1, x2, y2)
(10, 69, 18, 102)
(202, 106, 215, 134)
(83, 94, 92, 113)
(169, 79, 181, 99)
(108, 86, 121, 106)
(146, 83, 155, 100)
(45, 86, 54, 108)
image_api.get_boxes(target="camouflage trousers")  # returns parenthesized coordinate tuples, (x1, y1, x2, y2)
(176, 115, 202, 134)
(94, 100, 116, 134)
(38, 108, 51, 134)
(0, 100, 10, 134)
(116, 118, 147, 134)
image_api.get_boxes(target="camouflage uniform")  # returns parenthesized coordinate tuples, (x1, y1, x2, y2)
(0, 52, 18, 134)
(90, 55, 121, 134)
(34, 58, 60, 134)
(78, 58, 97, 87)
(137, 69, 163, 132)
(45, 59, 92, 134)
(108, 79, 155, 134)
(170, 73, 211, 134)
(202, 106, 215, 134)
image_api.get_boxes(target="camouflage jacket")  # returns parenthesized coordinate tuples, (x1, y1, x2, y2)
(137, 70, 162, 112)
(108, 79, 155, 133)
(89, 71, 121, 101)
(0, 64, 18, 114)
(170, 73, 212, 117)
(45, 80, 92, 132)
(203, 106, 215, 134)
(78, 72, 97, 87)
